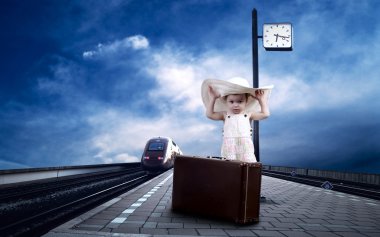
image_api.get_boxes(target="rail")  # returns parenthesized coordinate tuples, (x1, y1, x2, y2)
(263, 165, 380, 186)
(262, 167, 380, 200)
(0, 164, 157, 237)
(0, 162, 141, 186)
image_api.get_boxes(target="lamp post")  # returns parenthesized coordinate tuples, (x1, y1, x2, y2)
(251, 8, 293, 162)
(252, 9, 261, 162)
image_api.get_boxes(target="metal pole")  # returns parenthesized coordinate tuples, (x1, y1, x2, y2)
(252, 9, 260, 162)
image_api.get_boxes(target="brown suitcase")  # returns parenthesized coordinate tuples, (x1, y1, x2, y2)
(172, 155, 262, 223)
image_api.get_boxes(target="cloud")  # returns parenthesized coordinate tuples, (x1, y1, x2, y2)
(254, 0, 380, 115)
(3, 0, 379, 174)
(76, 36, 380, 168)
(83, 35, 149, 59)
(88, 109, 217, 163)
(146, 45, 253, 113)
(259, 23, 380, 113)
(261, 54, 380, 113)
(102, 153, 140, 164)
(128, 35, 150, 49)
(146, 42, 380, 117)
(261, 106, 380, 174)
(78, 44, 259, 162)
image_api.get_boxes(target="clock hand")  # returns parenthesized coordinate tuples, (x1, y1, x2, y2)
(274, 33, 279, 42)
(278, 35, 290, 40)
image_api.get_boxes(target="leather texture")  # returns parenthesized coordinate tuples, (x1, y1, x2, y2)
(172, 155, 262, 223)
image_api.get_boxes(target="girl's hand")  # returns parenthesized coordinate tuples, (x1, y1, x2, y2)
(253, 89, 267, 101)
(208, 85, 221, 100)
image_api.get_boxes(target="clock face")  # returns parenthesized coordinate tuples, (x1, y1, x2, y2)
(263, 23, 292, 51)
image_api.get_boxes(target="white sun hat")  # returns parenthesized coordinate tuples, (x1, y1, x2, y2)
(201, 77, 274, 113)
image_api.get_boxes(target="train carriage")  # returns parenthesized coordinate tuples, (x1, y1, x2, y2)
(141, 137, 182, 171)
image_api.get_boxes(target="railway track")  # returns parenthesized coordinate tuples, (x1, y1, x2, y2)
(0, 166, 142, 202)
(0, 167, 156, 237)
(1, 165, 377, 237)
(262, 169, 380, 200)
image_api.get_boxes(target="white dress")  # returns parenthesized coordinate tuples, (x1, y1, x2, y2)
(221, 113, 257, 162)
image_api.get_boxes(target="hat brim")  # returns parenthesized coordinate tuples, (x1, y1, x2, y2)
(201, 79, 274, 113)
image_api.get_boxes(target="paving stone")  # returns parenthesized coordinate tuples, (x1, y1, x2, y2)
(197, 228, 228, 236)
(353, 221, 378, 227)
(326, 220, 355, 226)
(260, 217, 279, 222)
(140, 228, 168, 235)
(124, 220, 145, 225)
(324, 225, 357, 232)
(154, 206, 166, 211)
(115, 221, 144, 228)
(234, 224, 264, 230)
(329, 215, 352, 221)
(113, 226, 140, 234)
(209, 223, 238, 229)
(302, 218, 329, 224)
(142, 221, 157, 228)
(276, 217, 303, 223)
(72, 225, 103, 231)
(80, 218, 110, 225)
(99, 227, 113, 232)
(261, 213, 285, 218)
(92, 213, 118, 219)
(271, 222, 300, 229)
(168, 228, 199, 235)
(250, 221, 275, 228)
(224, 229, 257, 236)
(298, 225, 330, 231)
(130, 211, 152, 216)
(251, 230, 286, 236)
(305, 231, 342, 237)
(282, 214, 308, 219)
(147, 216, 172, 222)
(265, 227, 297, 231)
(150, 212, 162, 217)
(333, 232, 370, 237)
(172, 217, 198, 223)
(280, 230, 314, 237)
(196, 217, 229, 224)
(351, 226, 380, 232)
(363, 233, 380, 237)
(184, 223, 211, 229)
(157, 222, 184, 228)
(43, 172, 380, 237)
(126, 215, 148, 221)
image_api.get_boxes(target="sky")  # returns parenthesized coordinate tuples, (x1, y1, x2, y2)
(0, 0, 379, 174)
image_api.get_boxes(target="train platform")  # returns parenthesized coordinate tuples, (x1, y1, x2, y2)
(43, 169, 380, 237)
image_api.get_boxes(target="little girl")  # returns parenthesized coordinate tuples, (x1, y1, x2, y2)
(201, 77, 273, 163)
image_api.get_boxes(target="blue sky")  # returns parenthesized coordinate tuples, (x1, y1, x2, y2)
(0, 0, 379, 174)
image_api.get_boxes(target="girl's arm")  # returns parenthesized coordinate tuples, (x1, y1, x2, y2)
(251, 90, 270, 121)
(206, 86, 224, 121)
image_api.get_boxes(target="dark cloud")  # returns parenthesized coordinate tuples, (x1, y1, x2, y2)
(261, 103, 380, 174)
(0, 108, 96, 168)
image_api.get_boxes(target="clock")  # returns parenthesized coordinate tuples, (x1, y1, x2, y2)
(263, 23, 292, 51)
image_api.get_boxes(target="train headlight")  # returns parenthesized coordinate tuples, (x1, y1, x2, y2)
(144, 156, 150, 160)
(158, 156, 164, 160)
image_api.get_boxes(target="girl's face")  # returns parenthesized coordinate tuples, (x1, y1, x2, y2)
(226, 94, 247, 114)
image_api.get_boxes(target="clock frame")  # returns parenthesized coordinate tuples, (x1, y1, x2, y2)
(263, 23, 293, 51)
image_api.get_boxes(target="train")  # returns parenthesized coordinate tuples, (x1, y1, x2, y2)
(141, 137, 182, 172)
